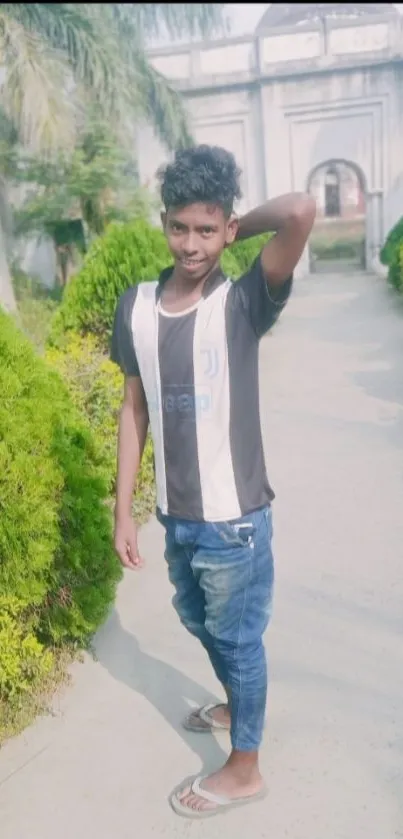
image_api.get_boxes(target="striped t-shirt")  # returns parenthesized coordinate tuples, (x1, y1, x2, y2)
(111, 256, 292, 522)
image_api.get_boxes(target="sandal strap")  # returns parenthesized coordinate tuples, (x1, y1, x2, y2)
(191, 776, 230, 806)
(198, 704, 230, 729)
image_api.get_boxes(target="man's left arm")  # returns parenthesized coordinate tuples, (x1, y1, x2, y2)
(237, 192, 316, 287)
(234, 192, 316, 336)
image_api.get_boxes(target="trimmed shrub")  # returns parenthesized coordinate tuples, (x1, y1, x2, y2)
(230, 233, 272, 274)
(49, 219, 171, 346)
(387, 254, 402, 292)
(221, 234, 272, 279)
(380, 216, 403, 267)
(380, 216, 403, 292)
(221, 247, 243, 278)
(0, 308, 121, 651)
(0, 597, 53, 704)
(46, 332, 155, 520)
(395, 243, 403, 293)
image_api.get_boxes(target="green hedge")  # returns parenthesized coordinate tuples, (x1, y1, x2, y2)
(380, 216, 403, 267)
(0, 597, 53, 708)
(0, 309, 121, 726)
(46, 331, 155, 521)
(396, 244, 403, 293)
(380, 216, 403, 292)
(49, 219, 271, 349)
(230, 234, 272, 274)
(49, 219, 171, 346)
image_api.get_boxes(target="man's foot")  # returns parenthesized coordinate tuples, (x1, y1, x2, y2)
(170, 762, 266, 818)
(183, 703, 231, 733)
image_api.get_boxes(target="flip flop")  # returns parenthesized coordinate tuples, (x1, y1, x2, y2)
(182, 703, 230, 733)
(170, 775, 268, 819)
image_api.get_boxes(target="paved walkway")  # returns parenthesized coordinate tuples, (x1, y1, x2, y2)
(1, 272, 403, 838)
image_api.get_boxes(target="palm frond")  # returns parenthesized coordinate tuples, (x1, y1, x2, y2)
(2, 4, 128, 124)
(131, 56, 193, 151)
(1, 4, 227, 158)
(112, 4, 226, 41)
(107, 6, 199, 151)
(0, 11, 75, 154)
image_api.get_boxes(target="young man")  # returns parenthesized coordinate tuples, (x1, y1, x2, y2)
(111, 145, 315, 819)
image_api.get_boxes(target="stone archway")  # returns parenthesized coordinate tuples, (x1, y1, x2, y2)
(307, 159, 367, 274)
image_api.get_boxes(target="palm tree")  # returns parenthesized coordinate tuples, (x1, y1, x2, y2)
(0, 3, 225, 310)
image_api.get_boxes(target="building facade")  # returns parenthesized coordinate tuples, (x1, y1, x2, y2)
(135, 4, 403, 277)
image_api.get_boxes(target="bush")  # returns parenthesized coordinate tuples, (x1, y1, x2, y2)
(0, 309, 121, 654)
(380, 216, 403, 267)
(46, 332, 155, 520)
(0, 597, 53, 703)
(395, 243, 403, 293)
(49, 219, 171, 346)
(230, 233, 272, 274)
(221, 247, 243, 278)
(380, 216, 403, 292)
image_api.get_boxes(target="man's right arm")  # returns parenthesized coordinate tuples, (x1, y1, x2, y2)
(110, 286, 148, 570)
(114, 375, 149, 570)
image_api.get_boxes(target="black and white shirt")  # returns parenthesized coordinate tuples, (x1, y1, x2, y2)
(111, 256, 292, 522)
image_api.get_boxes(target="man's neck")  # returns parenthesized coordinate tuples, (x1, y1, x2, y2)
(160, 261, 223, 313)
(170, 260, 221, 295)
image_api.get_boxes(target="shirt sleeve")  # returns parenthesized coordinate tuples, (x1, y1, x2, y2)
(110, 287, 140, 376)
(233, 254, 293, 339)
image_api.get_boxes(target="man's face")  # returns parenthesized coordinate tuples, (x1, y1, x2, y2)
(162, 202, 238, 283)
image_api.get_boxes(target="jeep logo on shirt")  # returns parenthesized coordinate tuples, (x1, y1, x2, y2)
(156, 386, 213, 421)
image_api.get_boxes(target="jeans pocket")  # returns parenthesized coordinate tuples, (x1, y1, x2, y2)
(212, 521, 256, 548)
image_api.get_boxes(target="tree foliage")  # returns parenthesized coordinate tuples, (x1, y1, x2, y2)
(0, 4, 225, 155)
(11, 109, 154, 285)
(0, 3, 225, 308)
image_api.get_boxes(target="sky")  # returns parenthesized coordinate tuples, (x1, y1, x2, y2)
(225, 3, 271, 35)
(147, 4, 403, 47)
(144, 3, 403, 47)
(225, 4, 403, 36)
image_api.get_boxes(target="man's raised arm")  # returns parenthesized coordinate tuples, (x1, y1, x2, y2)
(236, 192, 316, 288)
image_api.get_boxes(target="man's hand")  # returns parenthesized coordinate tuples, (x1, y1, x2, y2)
(114, 515, 144, 570)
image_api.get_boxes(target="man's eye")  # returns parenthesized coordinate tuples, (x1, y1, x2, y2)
(202, 227, 213, 235)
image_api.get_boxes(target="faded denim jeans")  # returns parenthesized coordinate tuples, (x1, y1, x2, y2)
(157, 506, 274, 751)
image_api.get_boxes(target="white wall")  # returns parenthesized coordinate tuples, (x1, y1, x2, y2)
(136, 13, 403, 277)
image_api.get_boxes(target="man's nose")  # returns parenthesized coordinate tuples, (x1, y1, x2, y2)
(183, 233, 198, 254)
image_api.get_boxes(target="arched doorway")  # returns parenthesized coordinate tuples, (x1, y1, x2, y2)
(307, 160, 367, 273)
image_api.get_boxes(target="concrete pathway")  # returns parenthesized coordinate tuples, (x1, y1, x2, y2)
(1, 272, 403, 838)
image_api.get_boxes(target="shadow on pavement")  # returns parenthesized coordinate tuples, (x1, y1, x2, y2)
(95, 607, 227, 775)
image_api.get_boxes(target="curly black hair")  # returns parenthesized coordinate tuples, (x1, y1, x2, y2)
(157, 145, 242, 217)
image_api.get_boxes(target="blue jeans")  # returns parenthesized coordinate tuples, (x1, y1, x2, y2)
(157, 506, 274, 752)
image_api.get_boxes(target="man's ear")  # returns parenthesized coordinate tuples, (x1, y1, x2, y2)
(161, 210, 167, 230)
(225, 215, 239, 246)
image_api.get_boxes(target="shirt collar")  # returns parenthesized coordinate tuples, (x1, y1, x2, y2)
(156, 263, 227, 302)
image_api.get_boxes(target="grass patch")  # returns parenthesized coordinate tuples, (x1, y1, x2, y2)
(312, 237, 365, 261)
(12, 268, 62, 354)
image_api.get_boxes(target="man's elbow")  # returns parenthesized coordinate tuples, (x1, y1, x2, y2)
(289, 193, 316, 229)
(121, 399, 148, 425)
